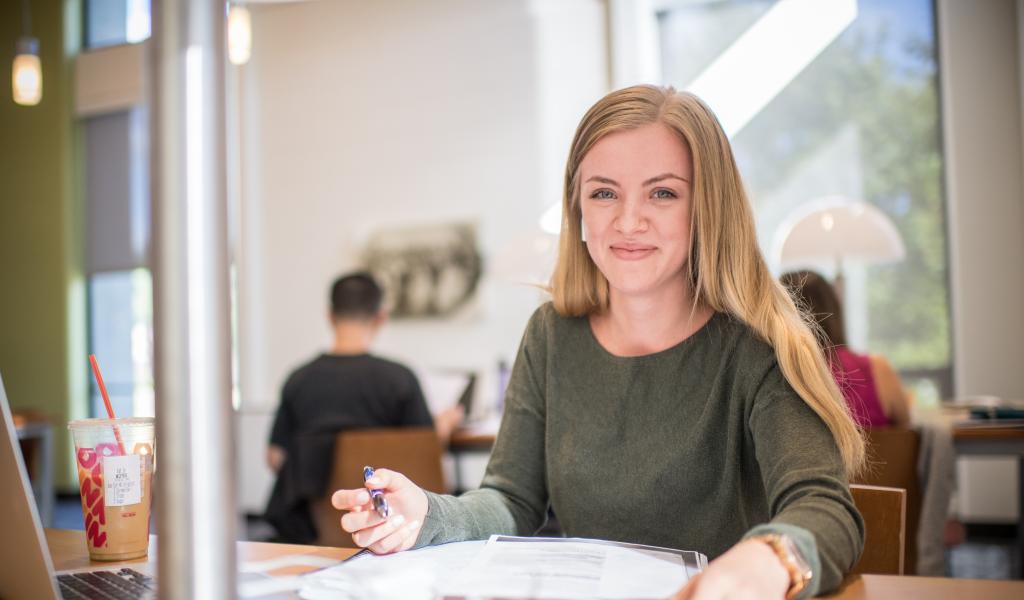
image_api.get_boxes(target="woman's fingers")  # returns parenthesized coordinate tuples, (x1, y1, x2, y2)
(368, 517, 423, 555)
(364, 468, 402, 490)
(340, 507, 387, 533)
(331, 488, 371, 510)
(353, 513, 408, 548)
(334, 469, 427, 554)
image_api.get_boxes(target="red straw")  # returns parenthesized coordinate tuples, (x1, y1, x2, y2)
(89, 354, 127, 455)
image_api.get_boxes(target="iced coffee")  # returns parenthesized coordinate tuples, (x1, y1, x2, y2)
(68, 418, 155, 561)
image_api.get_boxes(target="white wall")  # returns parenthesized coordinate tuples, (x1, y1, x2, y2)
(941, 0, 1024, 402)
(234, 0, 608, 512)
(939, 0, 1024, 522)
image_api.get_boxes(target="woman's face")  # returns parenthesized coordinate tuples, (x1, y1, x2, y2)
(579, 122, 694, 301)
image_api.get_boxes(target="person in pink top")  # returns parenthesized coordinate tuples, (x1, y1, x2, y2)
(780, 271, 911, 428)
(783, 271, 970, 571)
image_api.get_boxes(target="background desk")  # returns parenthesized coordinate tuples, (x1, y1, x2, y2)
(15, 412, 54, 527)
(448, 424, 498, 493)
(953, 420, 1024, 575)
(46, 529, 1024, 598)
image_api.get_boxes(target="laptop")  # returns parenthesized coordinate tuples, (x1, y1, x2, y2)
(0, 374, 155, 599)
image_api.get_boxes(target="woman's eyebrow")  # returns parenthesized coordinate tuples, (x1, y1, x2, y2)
(643, 173, 691, 185)
(583, 173, 691, 186)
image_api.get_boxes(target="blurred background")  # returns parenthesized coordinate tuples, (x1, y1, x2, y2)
(1, 0, 1022, 581)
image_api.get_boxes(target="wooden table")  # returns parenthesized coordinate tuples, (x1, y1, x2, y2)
(953, 419, 1024, 575)
(47, 529, 1024, 598)
(46, 528, 357, 596)
(449, 428, 498, 449)
(825, 573, 1024, 598)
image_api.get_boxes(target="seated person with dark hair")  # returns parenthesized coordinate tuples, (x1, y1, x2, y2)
(264, 271, 462, 543)
(780, 270, 911, 428)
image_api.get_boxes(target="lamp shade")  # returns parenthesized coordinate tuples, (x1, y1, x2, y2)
(12, 36, 42, 106)
(773, 197, 905, 268)
(227, 5, 252, 65)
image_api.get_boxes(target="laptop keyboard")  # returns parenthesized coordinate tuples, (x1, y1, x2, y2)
(58, 568, 155, 600)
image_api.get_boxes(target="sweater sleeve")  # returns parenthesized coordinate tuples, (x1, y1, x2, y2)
(413, 307, 551, 547)
(745, 363, 865, 598)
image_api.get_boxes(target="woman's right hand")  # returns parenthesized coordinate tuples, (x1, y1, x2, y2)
(331, 468, 428, 554)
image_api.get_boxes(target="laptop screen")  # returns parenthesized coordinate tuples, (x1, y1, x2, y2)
(0, 374, 61, 599)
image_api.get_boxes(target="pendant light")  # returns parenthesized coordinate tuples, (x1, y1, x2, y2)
(228, 4, 252, 65)
(12, 0, 42, 106)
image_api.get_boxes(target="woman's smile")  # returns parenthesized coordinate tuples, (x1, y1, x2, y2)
(610, 242, 657, 261)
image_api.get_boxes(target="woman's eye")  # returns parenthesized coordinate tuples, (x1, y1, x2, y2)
(652, 188, 678, 199)
(590, 189, 616, 200)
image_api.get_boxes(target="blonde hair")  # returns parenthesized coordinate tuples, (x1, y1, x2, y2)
(550, 85, 864, 476)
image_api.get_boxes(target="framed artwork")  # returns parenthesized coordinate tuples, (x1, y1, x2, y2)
(363, 222, 483, 319)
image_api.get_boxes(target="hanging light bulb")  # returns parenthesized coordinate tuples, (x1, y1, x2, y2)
(228, 4, 252, 65)
(12, 36, 42, 106)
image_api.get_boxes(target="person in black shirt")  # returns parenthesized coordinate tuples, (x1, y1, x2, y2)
(264, 272, 460, 543)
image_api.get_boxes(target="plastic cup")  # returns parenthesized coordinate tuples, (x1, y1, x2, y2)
(68, 418, 156, 561)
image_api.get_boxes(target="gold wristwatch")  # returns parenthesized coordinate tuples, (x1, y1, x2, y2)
(750, 533, 813, 600)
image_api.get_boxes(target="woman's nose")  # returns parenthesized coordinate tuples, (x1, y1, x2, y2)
(614, 197, 648, 234)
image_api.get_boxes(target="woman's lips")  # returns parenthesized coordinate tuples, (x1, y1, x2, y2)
(610, 245, 656, 260)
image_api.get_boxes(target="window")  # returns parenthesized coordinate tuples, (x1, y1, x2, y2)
(84, 0, 150, 49)
(81, 106, 153, 417)
(88, 269, 154, 417)
(616, 0, 952, 403)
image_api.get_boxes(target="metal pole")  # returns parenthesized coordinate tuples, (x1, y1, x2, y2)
(151, 0, 236, 598)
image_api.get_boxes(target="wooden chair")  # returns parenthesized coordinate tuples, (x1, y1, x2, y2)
(851, 427, 922, 574)
(849, 483, 906, 575)
(313, 427, 446, 547)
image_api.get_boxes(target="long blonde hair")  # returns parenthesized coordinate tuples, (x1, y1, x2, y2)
(550, 85, 864, 476)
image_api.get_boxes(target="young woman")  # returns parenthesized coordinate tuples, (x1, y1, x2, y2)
(332, 85, 865, 599)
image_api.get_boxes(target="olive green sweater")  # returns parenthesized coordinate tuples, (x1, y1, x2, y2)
(415, 304, 864, 597)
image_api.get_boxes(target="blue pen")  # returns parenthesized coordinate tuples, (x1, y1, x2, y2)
(363, 465, 390, 519)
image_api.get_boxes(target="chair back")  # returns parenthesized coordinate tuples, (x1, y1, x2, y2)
(314, 427, 445, 547)
(851, 427, 921, 573)
(849, 483, 906, 575)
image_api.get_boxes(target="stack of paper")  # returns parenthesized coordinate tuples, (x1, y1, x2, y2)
(299, 536, 706, 600)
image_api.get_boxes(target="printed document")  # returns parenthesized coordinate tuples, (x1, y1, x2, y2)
(444, 536, 705, 599)
(299, 535, 706, 600)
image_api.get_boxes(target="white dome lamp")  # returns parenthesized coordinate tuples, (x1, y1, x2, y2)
(773, 196, 906, 295)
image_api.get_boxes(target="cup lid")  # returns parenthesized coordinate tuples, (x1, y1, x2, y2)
(68, 417, 155, 430)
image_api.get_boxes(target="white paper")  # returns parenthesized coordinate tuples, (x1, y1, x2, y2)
(454, 414, 502, 441)
(299, 536, 705, 600)
(238, 574, 305, 598)
(239, 554, 341, 573)
(415, 369, 472, 416)
(442, 536, 697, 600)
(102, 454, 142, 506)
(299, 541, 484, 600)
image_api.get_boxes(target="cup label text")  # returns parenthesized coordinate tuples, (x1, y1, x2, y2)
(102, 454, 142, 506)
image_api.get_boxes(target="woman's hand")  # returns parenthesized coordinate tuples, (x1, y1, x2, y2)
(672, 539, 790, 600)
(331, 468, 428, 554)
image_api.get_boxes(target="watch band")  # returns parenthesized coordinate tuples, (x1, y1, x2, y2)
(749, 533, 813, 600)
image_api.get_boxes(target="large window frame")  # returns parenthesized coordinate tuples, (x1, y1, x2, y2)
(79, 0, 154, 418)
(609, 0, 955, 403)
